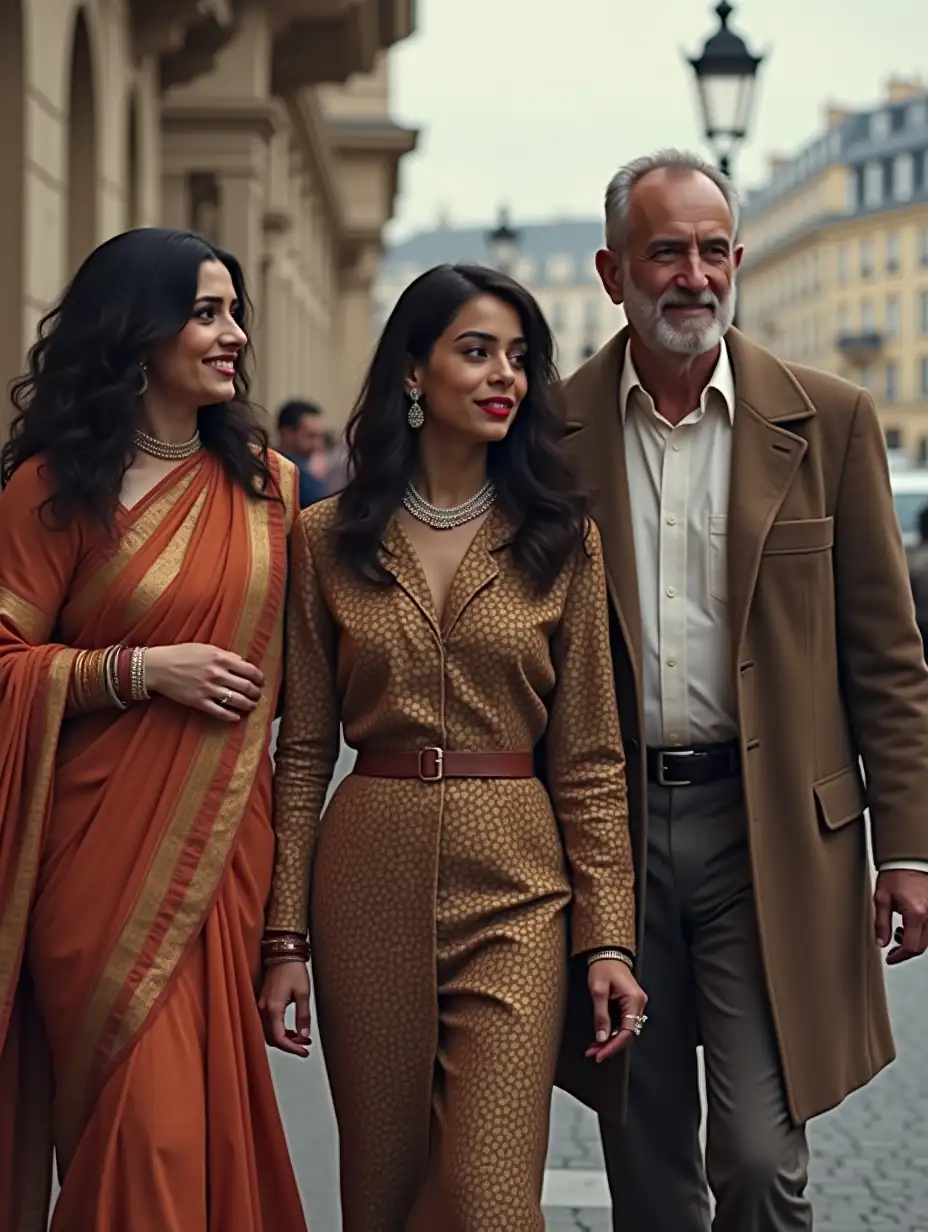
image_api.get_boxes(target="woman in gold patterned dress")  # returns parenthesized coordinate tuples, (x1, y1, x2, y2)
(260, 263, 646, 1231)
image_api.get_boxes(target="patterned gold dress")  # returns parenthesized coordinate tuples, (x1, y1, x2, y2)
(269, 498, 635, 1231)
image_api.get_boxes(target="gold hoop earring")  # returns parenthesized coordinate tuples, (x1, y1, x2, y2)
(407, 387, 424, 429)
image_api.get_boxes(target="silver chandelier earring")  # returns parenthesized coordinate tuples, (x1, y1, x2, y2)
(138, 362, 149, 397)
(407, 387, 424, 429)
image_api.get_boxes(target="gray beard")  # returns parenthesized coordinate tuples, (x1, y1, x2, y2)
(623, 272, 736, 356)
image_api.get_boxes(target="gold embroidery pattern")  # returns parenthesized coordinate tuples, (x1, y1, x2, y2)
(123, 487, 208, 626)
(0, 586, 49, 646)
(56, 492, 276, 1165)
(65, 466, 201, 628)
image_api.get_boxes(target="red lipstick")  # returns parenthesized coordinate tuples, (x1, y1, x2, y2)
(476, 397, 514, 418)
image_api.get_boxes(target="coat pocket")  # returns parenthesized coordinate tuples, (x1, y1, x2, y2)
(813, 763, 867, 831)
(763, 516, 834, 556)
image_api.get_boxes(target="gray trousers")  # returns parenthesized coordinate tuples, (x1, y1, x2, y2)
(601, 778, 812, 1231)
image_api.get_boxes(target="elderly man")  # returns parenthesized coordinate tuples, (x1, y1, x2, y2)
(556, 149, 928, 1231)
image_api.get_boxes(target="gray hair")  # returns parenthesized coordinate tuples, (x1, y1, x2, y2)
(604, 148, 740, 250)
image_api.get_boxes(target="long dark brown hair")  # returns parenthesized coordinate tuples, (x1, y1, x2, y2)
(1, 227, 278, 529)
(334, 262, 588, 592)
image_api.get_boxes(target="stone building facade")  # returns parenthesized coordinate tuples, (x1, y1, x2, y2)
(0, 0, 418, 435)
(738, 79, 928, 460)
(377, 218, 627, 377)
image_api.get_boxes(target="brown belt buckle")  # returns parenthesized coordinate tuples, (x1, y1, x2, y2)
(418, 746, 444, 782)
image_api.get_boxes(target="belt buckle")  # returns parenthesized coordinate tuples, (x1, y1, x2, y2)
(418, 746, 444, 782)
(657, 749, 694, 788)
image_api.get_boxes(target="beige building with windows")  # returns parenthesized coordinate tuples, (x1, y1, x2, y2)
(738, 79, 928, 461)
(0, 0, 418, 437)
(376, 218, 626, 376)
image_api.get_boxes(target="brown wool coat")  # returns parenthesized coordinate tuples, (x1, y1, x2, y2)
(555, 327, 928, 1127)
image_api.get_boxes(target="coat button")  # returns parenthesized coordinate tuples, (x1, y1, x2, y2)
(627, 737, 640, 753)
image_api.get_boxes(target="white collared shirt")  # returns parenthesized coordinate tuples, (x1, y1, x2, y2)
(621, 341, 736, 748)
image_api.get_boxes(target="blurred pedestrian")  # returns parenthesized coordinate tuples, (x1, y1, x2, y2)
(559, 147, 928, 1232)
(277, 398, 329, 507)
(0, 228, 306, 1232)
(260, 263, 645, 1231)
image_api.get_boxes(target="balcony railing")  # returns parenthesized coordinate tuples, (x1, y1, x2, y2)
(836, 330, 884, 368)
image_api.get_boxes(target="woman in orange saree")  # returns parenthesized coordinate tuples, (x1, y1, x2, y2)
(0, 228, 307, 1232)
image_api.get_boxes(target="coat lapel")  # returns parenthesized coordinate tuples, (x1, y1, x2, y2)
(379, 508, 513, 644)
(562, 333, 643, 693)
(725, 329, 815, 655)
(441, 509, 512, 640)
(379, 518, 442, 642)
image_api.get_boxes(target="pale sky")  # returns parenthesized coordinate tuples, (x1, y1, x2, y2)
(386, 0, 928, 239)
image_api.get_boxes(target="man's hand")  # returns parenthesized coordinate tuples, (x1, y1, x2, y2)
(874, 869, 928, 965)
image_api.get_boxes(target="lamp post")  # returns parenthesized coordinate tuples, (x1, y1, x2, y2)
(486, 206, 521, 276)
(686, 1, 765, 179)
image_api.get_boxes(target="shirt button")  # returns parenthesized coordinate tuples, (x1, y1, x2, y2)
(666, 586, 677, 598)
(672, 442, 681, 452)
(667, 657, 676, 667)
(666, 514, 677, 526)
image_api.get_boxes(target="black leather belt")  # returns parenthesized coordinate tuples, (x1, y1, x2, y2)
(646, 741, 740, 788)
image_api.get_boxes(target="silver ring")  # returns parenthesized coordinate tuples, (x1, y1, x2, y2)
(218, 688, 233, 708)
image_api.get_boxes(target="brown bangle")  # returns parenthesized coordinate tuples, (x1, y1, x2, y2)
(117, 647, 133, 704)
(261, 933, 310, 964)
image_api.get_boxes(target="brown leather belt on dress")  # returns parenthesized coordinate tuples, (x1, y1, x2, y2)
(353, 747, 534, 783)
(646, 741, 740, 788)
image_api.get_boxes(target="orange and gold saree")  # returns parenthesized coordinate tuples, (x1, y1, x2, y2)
(0, 450, 307, 1231)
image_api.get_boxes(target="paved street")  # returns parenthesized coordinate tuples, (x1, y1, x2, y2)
(274, 741, 928, 1230)
(272, 957, 927, 1231)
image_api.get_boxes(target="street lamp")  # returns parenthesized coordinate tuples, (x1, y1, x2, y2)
(486, 206, 521, 276)
(686, 1, 765, 178)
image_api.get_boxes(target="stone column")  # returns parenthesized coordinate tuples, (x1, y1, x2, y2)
(334, 243, 381, 427)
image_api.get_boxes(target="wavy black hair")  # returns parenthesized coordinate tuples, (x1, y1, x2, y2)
(1, 227, 277, 529)
(334, 263, 589, 592)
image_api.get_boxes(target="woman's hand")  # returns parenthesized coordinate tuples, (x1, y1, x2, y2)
(144, 643, 264, 722)
(585, 958, 648, 1065)
(258, 961, 313, 1058)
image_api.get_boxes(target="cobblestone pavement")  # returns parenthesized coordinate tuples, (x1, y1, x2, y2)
(275, 955, 926, 1231)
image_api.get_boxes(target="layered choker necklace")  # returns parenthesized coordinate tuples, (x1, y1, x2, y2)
(403, 479, 496, 530)
(132, 427, 202, 461)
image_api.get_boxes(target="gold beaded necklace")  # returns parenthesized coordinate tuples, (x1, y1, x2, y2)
(132, 427, 202, 461)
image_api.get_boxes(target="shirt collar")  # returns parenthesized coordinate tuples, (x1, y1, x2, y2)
(619, 338, 735, 424)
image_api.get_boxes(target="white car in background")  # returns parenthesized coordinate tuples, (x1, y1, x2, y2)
(890, 468, 928, 550)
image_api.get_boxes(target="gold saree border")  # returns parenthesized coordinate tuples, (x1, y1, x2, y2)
(124, 486, 208, 626)
(0, 653, 72, 1230)
(278, 455, 297, 533)
(56, 493, 276, 1165)
(0, 652, 75, 1004)
(0, 585, 48, 646)
(65, 466, 201, 628)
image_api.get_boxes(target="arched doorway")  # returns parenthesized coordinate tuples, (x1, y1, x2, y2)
(67, 8, 98, 275)
(0, 0, 24, 427)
